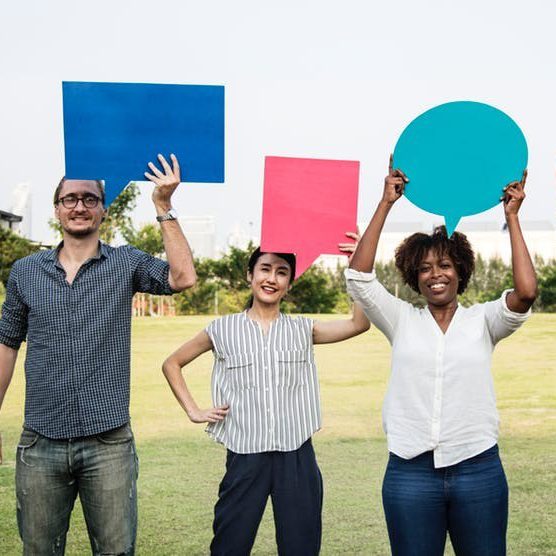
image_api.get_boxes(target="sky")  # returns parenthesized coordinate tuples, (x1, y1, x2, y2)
(1, 0, 555, 250)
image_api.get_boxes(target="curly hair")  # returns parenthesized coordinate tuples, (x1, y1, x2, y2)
(394, 226, 475, 295)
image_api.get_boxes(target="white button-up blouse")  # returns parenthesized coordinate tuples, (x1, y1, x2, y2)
(345, 268, 530, 467)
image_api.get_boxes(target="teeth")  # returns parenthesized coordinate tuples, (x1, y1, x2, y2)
(430, 283, 446, 290)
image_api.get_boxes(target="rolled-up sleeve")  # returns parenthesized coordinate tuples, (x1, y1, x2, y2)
(0, 262, 29, 349)
(484, 289, 531, 345)
(344, 268, 404, 343)
(127, 246, 175, 295)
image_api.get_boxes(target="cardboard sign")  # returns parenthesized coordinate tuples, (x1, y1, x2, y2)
(63, 81, 225, 205)
(261, 156, 359, 278)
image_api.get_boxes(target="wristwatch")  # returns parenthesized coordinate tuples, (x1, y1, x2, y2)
(156, 208, 178, 222)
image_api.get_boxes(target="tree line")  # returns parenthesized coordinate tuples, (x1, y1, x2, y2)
(1, 188, 555, 314)
(169, 244, 556, 314)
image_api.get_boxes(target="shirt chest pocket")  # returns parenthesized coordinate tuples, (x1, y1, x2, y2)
(225, 352, 256, 391)
(275, 349, 309, 388)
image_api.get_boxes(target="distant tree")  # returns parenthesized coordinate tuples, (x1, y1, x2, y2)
(536, 259, 556, 312)
(122, 223, 164, 256)
(288, 266, 339, 313)
(211, 243, 256, 290)
(0, 228, 41, 285)
(174, 280, 218, 315)
(375, 260, 424, 306)
(174, 258, 219, 315)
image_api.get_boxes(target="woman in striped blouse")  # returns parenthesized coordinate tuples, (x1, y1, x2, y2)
(163, 244, 369, 556)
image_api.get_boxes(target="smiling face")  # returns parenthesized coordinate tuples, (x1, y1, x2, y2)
(417, 249, 460, 307)
(247, 253, 292, 307)
(54, 180, 106, 239)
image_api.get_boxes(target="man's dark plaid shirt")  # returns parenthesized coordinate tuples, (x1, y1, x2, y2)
(0, 243, 174, 439)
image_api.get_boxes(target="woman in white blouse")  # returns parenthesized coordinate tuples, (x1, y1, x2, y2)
(163, 244, 369, 555)
(345, 157, 537, 556)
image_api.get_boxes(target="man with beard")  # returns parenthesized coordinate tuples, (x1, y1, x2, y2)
(0, 154, 196, 555)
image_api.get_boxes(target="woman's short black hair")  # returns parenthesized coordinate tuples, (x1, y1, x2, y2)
(247, 247, 296, 284)
(394, 226, 475, 295)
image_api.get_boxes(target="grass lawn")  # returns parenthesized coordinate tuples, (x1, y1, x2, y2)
(0, 314, 554, 555)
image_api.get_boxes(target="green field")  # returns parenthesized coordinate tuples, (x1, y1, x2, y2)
(1, 314, 555, 555)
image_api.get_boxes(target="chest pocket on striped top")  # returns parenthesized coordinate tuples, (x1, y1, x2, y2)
(225, 352, 256, 391)
(276, 349, 308, 387)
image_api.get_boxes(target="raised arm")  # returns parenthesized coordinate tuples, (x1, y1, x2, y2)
(312, 230, 369, 344)
(349, 155, 408, 272)
(145, 154, 197, 291)
(502, 170, 537, 313)
(162, 330, 229, 424)
(312, 302, 370, 344)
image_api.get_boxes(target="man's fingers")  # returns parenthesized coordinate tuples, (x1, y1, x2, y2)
(144, 172, 160, 183)
(388, 154, 394, 174)
(147, 162, 164, 179)
(170, 154, 181, 181)
(521, 168, 528, 188)
(157, 154, 172, 174)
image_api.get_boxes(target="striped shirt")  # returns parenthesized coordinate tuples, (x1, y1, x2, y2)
(205, 312, 321, 454)
(0, 243, 173, 439)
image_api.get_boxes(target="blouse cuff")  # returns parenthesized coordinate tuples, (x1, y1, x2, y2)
(344, 268, 377, 282)
(500, 289, 532, 321)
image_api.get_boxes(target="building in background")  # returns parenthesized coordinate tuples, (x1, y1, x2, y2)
(1, 182, 32, 237)
(0, 209, 23, 233)
(227, 222, 258, 251)
(180, 216, 216, 259)
(11, 183, 32, 238)
(316, 220, 556, 271)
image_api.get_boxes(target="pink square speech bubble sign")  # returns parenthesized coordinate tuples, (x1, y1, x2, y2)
(260, 156, 360, 279)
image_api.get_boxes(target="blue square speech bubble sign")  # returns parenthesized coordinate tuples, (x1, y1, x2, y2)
(393, 101, 527, 236)
(63, 81, 225, 206)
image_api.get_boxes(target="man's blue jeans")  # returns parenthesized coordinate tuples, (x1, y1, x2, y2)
(15, 423, 138, 556)
(382, 445, 508, 556)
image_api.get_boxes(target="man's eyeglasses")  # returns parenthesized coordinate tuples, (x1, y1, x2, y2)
(56, 194, 102, 209)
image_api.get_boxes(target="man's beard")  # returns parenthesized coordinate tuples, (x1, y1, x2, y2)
(61, 220, 99, 238)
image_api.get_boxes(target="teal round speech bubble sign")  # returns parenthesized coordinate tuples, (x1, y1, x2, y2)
(393, 101, 528, 235)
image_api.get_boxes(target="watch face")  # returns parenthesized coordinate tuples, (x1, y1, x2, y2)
(167, 209, 178, 219)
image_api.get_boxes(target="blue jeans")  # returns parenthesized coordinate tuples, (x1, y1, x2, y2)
(15, 423, 138, 556)
(382, 445, 508, 556)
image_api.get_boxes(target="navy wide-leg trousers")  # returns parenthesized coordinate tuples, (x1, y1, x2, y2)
(211, 439, 323, 556)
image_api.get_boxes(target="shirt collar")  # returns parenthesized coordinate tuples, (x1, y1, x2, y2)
(46, 241, 108, 267)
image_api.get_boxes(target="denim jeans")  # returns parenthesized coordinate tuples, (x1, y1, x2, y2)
(382, 445, 508, 556)
(15, 423, 138, 556)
